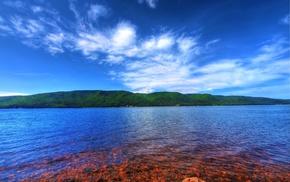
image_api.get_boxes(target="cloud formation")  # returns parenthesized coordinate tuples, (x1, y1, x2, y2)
(111, 22, 137, 49)
(280, 14, 289, 24)
(138, 0, 159, 8)
(4, 0, 25, 10)
(31, 6, 43, 13)
(252, 37, 289, 63)
(0, 1, 289, 96)
(87, 4, 108, 21)
(145, 0, 159, 8)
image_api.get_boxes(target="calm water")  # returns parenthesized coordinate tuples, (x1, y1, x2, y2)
(0, 106, 289, 181)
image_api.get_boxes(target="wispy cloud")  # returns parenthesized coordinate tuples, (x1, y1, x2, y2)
(177, 36, 198, 53)
(31, 6, 43, 13)
(137, 0, 159, 9)
(45, 33, 65, 53)
(114, 34, 203, 93)
(145, 0, 159, 8)
(87, 4, 108, 21)
(76, 31, 110, 56)
(103, 55, 124, 65)
(120, 54, 194, 93)
(205, 39, 220, 49)
(280, 14, 289, 24)
(140, 33, 175, 53)
(9, 16, 44, 37)
(224, 84, 290, 99)
(1, 2, 73, 53)
(251, 37, 289, 63)
(0, 16, 12, 32)
(4, 0, 26, 10)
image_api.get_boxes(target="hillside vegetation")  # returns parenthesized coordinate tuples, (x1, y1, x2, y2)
(0, 90, 289, 108)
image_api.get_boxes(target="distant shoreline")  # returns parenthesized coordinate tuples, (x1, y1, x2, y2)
(0, 104, 289, 110)
(0, 90, 289, 109)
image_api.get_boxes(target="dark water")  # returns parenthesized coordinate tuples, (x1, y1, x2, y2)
(0, 106, 289, 181)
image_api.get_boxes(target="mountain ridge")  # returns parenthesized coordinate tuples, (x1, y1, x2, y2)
(0, 90, 289, 108)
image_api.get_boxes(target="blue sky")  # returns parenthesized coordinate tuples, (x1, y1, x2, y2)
(0, 0, 289, 99)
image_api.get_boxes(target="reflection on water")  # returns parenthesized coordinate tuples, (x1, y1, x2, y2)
(0, 106, 289, 181)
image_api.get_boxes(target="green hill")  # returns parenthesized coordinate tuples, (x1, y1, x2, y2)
(0, 90, 289, 108)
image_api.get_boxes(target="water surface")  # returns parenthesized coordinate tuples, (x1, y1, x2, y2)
(0, 106, 289, 181)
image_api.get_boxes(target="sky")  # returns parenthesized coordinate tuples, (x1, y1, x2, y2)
(0, 0, 289, 99)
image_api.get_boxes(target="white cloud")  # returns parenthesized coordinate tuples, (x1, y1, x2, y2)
(137, 0, 158, 9)
(140, 34, 176, 54)
(76, 32, 110, 55)
(177, 37, 198, 53)
(1, 1, 166, 59)
(156, 34, 174, 50)
(4, 1, 25, 10)
(263, 59, 290, 75)
(27, 19, 45, 33)
(69, 0, 83, 26)
(44, 33, 65, 53)
(0, 24, 11, 32)
(205, 39, 220, 49)
(86, 54, 98, 61)
(31, 6, 43, 13)
(3, 7, 70, 53)
(280, 14, 289, 24)
(192, 65, 264, 90)
(77, 39, 100, 55)
(122, 46, 140, 57)
(116, 36, 289, 94)
(46, 33, 64, 44)
(9, 16, 45, 37)
(0, 92, 29, 97)
(108, 70, 116, 76)
(9, 16, 25, 33)
(104, 55, 124, 65)
(88, 4, 107, 21)
(111, 22, 136, 49)
(142, 38, 156, 50)
(0, 16, 11, 32)
(145, 0, 158, 8)
(48, 46, 64, 54)
(195, 60, 239, 74)
(120, 53, 195, 93)
(252, 38, 289, 63)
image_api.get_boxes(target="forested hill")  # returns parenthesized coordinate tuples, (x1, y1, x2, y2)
(0, 90, 289, 108)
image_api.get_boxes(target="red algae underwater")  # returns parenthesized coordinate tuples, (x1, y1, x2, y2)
(6, 143, 290, 182)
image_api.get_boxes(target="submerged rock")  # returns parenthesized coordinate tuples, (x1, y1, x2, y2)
(182, 177, 205, 182)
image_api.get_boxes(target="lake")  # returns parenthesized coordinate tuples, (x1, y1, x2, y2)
(0, 106, 289, 181)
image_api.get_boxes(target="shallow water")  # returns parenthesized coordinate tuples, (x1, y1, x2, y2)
(0, 106, 289, 181)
